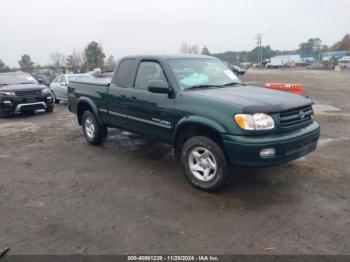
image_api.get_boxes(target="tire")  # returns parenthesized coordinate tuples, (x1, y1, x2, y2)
(81, 110, 107, 145)
(52, 92, 59, 104)
(0, 109, 10, 118)
(46, 103, 54, 113)
(180, 136, 228, 192)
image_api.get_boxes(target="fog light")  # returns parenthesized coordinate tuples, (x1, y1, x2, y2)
(2, 100, 12, 107)
(260, 148, 276, 158)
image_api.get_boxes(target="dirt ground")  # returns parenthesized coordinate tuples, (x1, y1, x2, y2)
(0, 69, 349, 255)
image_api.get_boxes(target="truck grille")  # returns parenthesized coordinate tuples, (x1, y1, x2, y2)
(15, 90, 42, 98)
(279, 105, 313, 128)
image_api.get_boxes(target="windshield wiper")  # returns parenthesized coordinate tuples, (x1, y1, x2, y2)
(19, 82, 35, 84)
(185, 84, 222, 90)
(185, 82, 245, 90)
(219, 82, 245, 87)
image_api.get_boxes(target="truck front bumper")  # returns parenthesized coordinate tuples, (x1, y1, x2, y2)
(221, 121, 320, 167)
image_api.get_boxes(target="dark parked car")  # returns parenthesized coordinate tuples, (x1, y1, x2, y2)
(0, 72, 54, 117)
(230, 65, 246, 75)
(68, 54, 320, 192)
(33, 73, 54, 87)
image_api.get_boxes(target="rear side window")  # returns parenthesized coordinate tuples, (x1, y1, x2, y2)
(112, 59, 137, 87)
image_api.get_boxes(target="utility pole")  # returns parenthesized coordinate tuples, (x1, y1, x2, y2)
(256, 33, 263, 67)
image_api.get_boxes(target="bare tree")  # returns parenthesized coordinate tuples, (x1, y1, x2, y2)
(66, 49, 84, 73)
(180, 42, 199, 54)
(105, 55, 117, 72)
(189, 44, 199, 54)
(180, 42, 189, 53)
(50, 51, 66, 67)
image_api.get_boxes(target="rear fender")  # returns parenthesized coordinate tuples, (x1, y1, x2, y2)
(77, 97, 102, 125)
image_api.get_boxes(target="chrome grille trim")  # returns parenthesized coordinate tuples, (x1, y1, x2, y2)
(279, 105, 313, 128)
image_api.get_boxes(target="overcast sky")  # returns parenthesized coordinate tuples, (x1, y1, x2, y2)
(0, 0, 349, 66)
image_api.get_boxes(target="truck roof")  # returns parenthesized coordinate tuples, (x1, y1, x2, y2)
(121, 54, 215, 60)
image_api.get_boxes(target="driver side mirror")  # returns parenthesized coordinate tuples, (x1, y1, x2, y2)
(147, 80, 170, 94)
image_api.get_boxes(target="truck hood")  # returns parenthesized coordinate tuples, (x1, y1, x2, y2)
(184, 85, 311, 113)
(0, 83, 46, 92)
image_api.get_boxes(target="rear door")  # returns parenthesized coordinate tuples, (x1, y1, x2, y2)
(107, 58, 137, 129)
(126, 60, 175, 143)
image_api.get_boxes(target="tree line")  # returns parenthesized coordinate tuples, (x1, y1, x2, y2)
(1, 34, 349, 72)
(182, 34, 350, 64)
(0, 41, 116, 73)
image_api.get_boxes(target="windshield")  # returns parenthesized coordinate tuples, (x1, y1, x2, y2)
(0, 73, 38, 86)
(168, 58, 241, 89)
(68, 74, 95, 81)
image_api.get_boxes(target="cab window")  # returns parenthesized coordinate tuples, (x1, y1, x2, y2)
(134, 61, 166, 90)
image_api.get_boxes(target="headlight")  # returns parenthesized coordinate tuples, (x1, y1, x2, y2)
(235, 113, 275, 130)
(42, 88, 50, 94)
(0, 91, 15, 96)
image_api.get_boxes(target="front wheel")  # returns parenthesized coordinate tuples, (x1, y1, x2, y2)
(46, 104, 54, 113)
(82, 110, 107, 145)
(180, 136, 229, 192)
(52, 92, 59, 104)
(0, 110, 10, 118)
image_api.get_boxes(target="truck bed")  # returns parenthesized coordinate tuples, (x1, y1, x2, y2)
(68, 80, 110, 115)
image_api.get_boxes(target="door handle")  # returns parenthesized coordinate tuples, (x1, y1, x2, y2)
(120, 95, 126, 98)
(131, 96, 137, 100)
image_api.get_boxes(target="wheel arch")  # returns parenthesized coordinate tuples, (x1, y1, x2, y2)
(173, 116, 227, 150)
(76, 97, 102, 125)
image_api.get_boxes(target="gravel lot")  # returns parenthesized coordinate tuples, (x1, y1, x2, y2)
(0, 69, 349, 255)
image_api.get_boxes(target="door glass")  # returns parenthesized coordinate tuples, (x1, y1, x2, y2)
(53, 76, 59, 83)
(134, 62, 166, 90)
(60, 76, 66, 85)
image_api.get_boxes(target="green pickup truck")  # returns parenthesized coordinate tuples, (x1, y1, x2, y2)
(68, 55, 320, 192)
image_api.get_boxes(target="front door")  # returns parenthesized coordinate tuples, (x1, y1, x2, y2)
(50, 76, 61, 99)
(126, 61, 175, 143)
(58, 76, 68, 100)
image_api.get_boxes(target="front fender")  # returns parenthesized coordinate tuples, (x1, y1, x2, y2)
(173, 115, 227, 144)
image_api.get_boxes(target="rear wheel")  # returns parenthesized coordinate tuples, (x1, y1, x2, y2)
(180, 136, 228, 192)
(82, 110, 107, 145)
